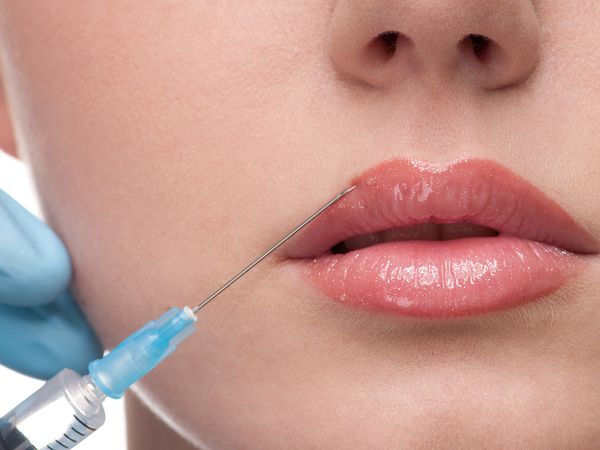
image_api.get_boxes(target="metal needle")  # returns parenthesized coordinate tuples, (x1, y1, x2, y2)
(192, 185, 356, 314)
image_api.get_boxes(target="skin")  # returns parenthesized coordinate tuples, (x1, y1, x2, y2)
(0, 1, 599, 448)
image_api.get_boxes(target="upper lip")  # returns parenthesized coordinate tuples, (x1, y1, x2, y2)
(286, 158, 599, 259)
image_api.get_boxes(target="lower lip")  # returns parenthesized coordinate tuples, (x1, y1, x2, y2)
(290, 236, 583, 318)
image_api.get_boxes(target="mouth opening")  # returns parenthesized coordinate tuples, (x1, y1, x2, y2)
(330, 223, 500, 254)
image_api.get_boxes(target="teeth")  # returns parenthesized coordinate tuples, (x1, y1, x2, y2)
(335, 223, 499, 253)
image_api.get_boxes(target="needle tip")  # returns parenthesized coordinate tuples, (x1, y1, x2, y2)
(342, 185, 357, 195)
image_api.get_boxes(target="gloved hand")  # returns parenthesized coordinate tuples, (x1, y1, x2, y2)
(0, 189, 102, 380)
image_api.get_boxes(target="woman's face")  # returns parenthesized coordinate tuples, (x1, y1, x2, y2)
(1, 1, 599, 448)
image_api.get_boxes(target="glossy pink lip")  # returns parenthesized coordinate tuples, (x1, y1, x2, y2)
(284, 159, 598, 318)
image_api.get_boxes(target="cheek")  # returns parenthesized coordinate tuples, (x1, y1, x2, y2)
(0, 1, 343, 352)
(0, 0, 329, 336)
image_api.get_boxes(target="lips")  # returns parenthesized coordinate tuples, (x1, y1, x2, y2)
(284, 159, 598, 318)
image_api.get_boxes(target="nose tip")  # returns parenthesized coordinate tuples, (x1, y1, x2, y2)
(328, 0, 541, 91)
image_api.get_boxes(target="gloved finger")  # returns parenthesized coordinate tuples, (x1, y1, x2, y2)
(0, 289, 103, 380)
(0, 189, 71, 306)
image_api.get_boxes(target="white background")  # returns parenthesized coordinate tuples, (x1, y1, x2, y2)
(0, 151, 127, 449)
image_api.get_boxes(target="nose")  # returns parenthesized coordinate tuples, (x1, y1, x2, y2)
(328, 0, 541, 91)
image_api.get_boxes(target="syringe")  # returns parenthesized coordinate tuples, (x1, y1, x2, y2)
(0, 186, 354, 450)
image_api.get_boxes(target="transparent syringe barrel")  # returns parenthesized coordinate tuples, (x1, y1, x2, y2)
(0, 369, 106, 450)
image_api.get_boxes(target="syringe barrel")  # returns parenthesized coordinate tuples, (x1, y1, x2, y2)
(0, 307, 196, 448)
(0, 369, 106, 450)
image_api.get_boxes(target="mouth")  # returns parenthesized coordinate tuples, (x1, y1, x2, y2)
(283, 158, 598, 318)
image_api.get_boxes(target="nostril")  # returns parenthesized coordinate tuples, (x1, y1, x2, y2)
(460, 34, 495, 63)
(364, 31, 410, 63)
(376, 31, 399, 57)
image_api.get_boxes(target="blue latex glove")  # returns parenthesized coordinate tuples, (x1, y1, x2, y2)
(0, 189, 102, 380)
